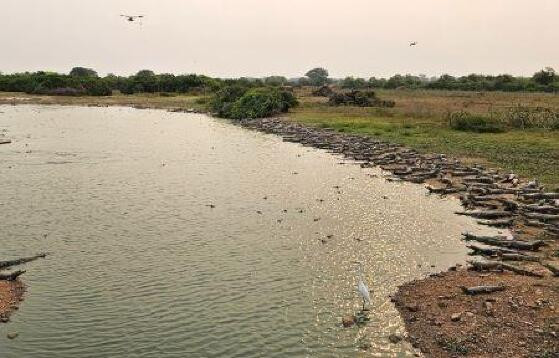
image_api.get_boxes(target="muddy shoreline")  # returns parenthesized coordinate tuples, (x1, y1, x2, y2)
(0, 281, 24, 323)
(0, 254, 47, 326)
(1, 101, 558, 355)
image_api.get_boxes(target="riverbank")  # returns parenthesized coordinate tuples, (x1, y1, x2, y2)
(291, 88, 559, 189)
(0, 281, 24, 323)
(0, 254, 47, 327)
(394, 270, 559, 357)
(1, 94, 558, 356)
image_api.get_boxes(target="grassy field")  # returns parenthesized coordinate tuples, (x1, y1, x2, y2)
(1, 90, 558, 188)
(289, 89, 559, 188)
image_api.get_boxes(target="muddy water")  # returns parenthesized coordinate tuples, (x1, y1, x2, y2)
(0, 106, 498, 357)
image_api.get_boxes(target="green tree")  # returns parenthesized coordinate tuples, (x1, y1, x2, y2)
(341, 76, 368, 89)
(69, 67, 98, 77)
(305, 67, 329, 86)
(136, 69, 156, 77)
(532, 67, 556, 86)
(368, 77, 386, 88)
(264, 76, 288, 86)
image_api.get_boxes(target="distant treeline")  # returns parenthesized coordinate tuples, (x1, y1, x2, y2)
(1, 66, 558, 97)
(298, 67, 559, 92)
(0, 68, 224, 96)
(341, 70, 559, 92)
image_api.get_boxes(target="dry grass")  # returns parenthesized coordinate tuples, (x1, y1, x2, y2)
(378, 89, 559, 118)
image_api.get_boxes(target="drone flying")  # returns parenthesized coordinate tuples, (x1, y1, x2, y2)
(121, 15, 144, 22)
(409, 41, 418, 46)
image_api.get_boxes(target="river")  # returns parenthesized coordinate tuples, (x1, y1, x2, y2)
(0, 105, 498, 357)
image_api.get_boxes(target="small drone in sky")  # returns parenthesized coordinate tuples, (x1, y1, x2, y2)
(409, 41, 418, 46)
(120, 15, 144, 22)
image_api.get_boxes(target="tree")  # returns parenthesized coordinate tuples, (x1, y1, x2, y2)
(136, 69, 156, 77)
(368, 77, 386, 88)
(341, 76, 367, 89)
(264, 76, 288, 86)
(69, 67, 98, 77)
(532, 67, 556, 86)
(385, 74, 404, 89)
(305, 67, 329, 86)
(297, 77, 310, 86)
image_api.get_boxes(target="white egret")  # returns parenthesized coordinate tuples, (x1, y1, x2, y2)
(354, 261, 371, 311)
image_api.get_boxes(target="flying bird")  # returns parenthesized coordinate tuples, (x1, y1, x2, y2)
(409, 41, 418, 46)
(121, 15, 144, 22)
(354, 261, 371, 311)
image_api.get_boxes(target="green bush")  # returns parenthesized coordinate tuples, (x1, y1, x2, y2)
(70, 67, 98, 78)
(210, 85, 248, 117)
(211, 86, 298, 120)
(230, 88, 298, 119)
(449, 112, 504, 133)
(328, 90, 395, 108)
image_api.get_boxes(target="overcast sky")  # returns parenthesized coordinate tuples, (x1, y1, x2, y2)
(1, 0, 557, 78)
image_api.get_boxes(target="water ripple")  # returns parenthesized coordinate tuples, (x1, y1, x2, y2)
(0, 106, 500, 357)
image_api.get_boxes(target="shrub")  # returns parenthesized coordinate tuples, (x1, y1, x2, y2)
(312, 85, 334, 97)
(328, 90, 395, 108)
(211, 86, 298, 120)
(449, 112, 504, 133)
(210, 85, 248, 117)
(229, 87, 297, 119)
(84, 80, 112, 96)
(328, 90, 374, 106)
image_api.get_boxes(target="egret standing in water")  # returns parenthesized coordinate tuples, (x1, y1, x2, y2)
(354, 261, 371, 311)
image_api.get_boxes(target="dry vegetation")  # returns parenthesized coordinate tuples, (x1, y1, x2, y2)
(289, 88, 559, 188)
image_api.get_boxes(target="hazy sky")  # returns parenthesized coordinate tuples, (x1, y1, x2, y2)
(1, 0, 558, 78)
